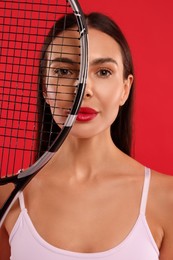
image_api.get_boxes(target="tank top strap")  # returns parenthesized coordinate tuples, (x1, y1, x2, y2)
(18, 192, 26, 211)
(140, 167, 151, 215)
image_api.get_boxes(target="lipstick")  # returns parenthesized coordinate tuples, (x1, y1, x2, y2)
(76, 107, 98, 122)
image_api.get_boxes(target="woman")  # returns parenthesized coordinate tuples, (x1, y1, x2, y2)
(1, 12, 173, 259)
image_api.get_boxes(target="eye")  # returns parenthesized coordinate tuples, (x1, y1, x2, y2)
(53, 68, 73, 77)
(97, 69, 112, 78)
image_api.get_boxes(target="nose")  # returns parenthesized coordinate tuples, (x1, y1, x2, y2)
(83, 76, 93, 99)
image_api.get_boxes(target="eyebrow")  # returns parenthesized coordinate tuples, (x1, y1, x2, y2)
(90, 57, 118, 66)
(49, 57, 78, 65)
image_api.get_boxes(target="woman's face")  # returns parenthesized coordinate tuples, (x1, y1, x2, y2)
(44, 28, 81, 126)
(44, 27, 133, 137)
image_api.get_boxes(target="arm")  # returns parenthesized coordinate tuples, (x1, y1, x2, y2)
(0, 185, 13, 259)
(158, 176, 173, 259)
(0, 224, 11, 260)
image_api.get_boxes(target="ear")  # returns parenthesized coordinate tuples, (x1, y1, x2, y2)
(42, 88, 49, 105)
(42, 79, 50, 105)
(120, 74, 133, 106)
(43, 88, 47, 99)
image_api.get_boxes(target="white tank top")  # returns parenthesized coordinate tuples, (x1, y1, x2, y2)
(9, 167, 159, 259)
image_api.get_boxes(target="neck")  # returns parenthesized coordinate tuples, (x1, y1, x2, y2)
(64, 129, 117, 160)
(45, 129, 124, 181)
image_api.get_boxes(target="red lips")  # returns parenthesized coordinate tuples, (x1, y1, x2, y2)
(76, 107, 98, 122)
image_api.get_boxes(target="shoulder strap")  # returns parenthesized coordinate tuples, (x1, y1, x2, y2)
(140, 167, 151, 215)
(18, 191, 26, 211)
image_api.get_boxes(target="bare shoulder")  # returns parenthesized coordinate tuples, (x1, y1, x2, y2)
(150, 169, 173, 202)
(149, 169, 173, 214)
(0, 183, 14, 208)
(0, 183, 18, 229)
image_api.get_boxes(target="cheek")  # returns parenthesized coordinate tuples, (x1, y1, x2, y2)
(103, 103, 120, 127)
(45, 84, 75, 126)
(97, 75, 125, 106)
(45, 73, 76, 105)
(100, 89, 123, 114)
(99, 88, 124, 126)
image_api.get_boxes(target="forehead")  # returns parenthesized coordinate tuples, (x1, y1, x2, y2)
(46, 27, 123, 66)
(46, 28, 81, 61)
(88, 28, 123, 64)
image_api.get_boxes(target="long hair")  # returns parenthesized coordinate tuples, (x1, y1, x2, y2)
(38, 12, 134, 156)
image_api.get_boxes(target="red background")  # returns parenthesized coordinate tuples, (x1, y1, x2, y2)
(78, 0, 173, 175)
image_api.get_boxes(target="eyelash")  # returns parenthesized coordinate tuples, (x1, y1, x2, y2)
(53, 68, 73, 77)
(96, 68, 112, 78)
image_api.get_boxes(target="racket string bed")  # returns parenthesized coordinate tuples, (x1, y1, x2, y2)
(0, 0, 88, 226)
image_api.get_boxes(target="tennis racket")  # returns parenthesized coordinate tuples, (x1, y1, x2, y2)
(0, 0, 88, 227)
